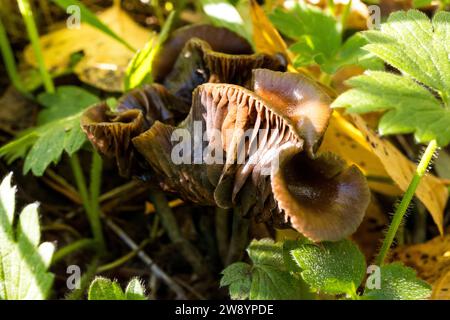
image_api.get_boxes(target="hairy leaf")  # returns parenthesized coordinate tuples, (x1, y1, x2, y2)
(0, 173, 55, 300)
(291, 240, 366, 296)
(363, 263, 431, 300)
(221, 239, 311, 300)
(88, 277, 147, 300)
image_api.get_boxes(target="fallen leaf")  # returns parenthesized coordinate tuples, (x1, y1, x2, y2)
(24, 6, 151, 92)
(249, 0, 291, 61)
(391, 234, 450, 299)
(351, 114, 447, 234)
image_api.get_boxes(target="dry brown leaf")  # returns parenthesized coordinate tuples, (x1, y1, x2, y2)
(24, 6, 151, 92)
(351, 115, 447, 234)
(432, 269, 450, 300)
(249, 0, 291, 61)
(391, 235, 450, 299)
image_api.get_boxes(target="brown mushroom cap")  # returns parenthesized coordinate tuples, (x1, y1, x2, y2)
(152, 24, 253, 82)
(272, 145, 370, 241)
(163, 39, 285, 104)
(252, 69, 331, 156)
(133, 69, 369, 241)
(81, 84, 188, 177)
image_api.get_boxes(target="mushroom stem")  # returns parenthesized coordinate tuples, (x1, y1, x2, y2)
(225, 209, 249, 266)
(376, 139, 438, 266)
(149, 187, 209, 276)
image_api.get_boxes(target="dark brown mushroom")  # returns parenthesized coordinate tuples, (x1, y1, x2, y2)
(152, 24, 254, 82)
(81, 84, 188, 177)
(132, 69, 370, 241)
(163, 38, 285, 104)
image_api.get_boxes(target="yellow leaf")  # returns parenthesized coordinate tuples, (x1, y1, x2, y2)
(249, 0, 291, 61)
(351, 115, 447, 234)
(24, 6, 152, 92)
(391, 234, 450, 299)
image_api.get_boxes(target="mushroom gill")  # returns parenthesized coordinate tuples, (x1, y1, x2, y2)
(81, 26, 284, 178)
(132, 69, 370, 241)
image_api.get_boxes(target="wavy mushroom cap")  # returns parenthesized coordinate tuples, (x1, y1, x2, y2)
(272, 146, 370, 241)
(152, 24, 253, 82)
(163, 39, 285, 104)
(132, 69, 369, 241)
(81, 84, 188, 177)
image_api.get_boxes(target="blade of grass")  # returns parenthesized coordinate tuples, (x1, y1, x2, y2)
(0, 16, 28, 95)
(17, 0, 54, 93)
(51, 0, 136, 52)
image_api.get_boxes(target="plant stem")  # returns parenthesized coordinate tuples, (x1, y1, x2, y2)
(70, 153, 105, 252)
(376, 140, 438, 265)
(149, 187, 208, 276)
(52, 238, 96, 264)
(0, 16, 28, 95)
(225, 209, 249, 266)
(17, 0, 54, 93)
(89, 151, 105, 251)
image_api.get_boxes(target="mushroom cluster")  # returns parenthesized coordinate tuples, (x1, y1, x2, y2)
(81, 25, 370, 242)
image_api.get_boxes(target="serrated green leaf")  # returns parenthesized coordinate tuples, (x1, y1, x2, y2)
(88, 277, 147, 300)
(270, 3, 380, 73)
(332, 71, 450, 145)
(363, 263, 431, 300)
(37, 86, 99, 124)
(220, 262, 252, 300)
(0, 86, 100, 176)
(333, 10, 450, 146)
(0, 174, 55, 300)
(270, 3, 340, 62)
(291, 240, 366, 296)
(221, 239, 311, 300)
(363, 10, 450, 104)
(125, 278, 147, 300)
(51, 0, 135, 51)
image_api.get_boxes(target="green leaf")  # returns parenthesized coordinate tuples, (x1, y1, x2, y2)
(0, 173, 55, 300)
(363, 10, 450, 103)
(0, 86, 100, 176)
(291, 240, 366, 296)
(200, 0, 251, 43)
(51, 0, 135, 51)
(270, 3, 380, 73)
(124, 11, 175, 90)
(333, 10, 450, 147)
(37, 86, 99, 124)
(363, 263, 431, 300)
(220, 239, 311, 300)
(88, 277, 147, 300)
(412, 0, 433, 8)
(332, 71, 450, 145)
(220, 262, 252, 300)
(125, 278, 147, 300)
